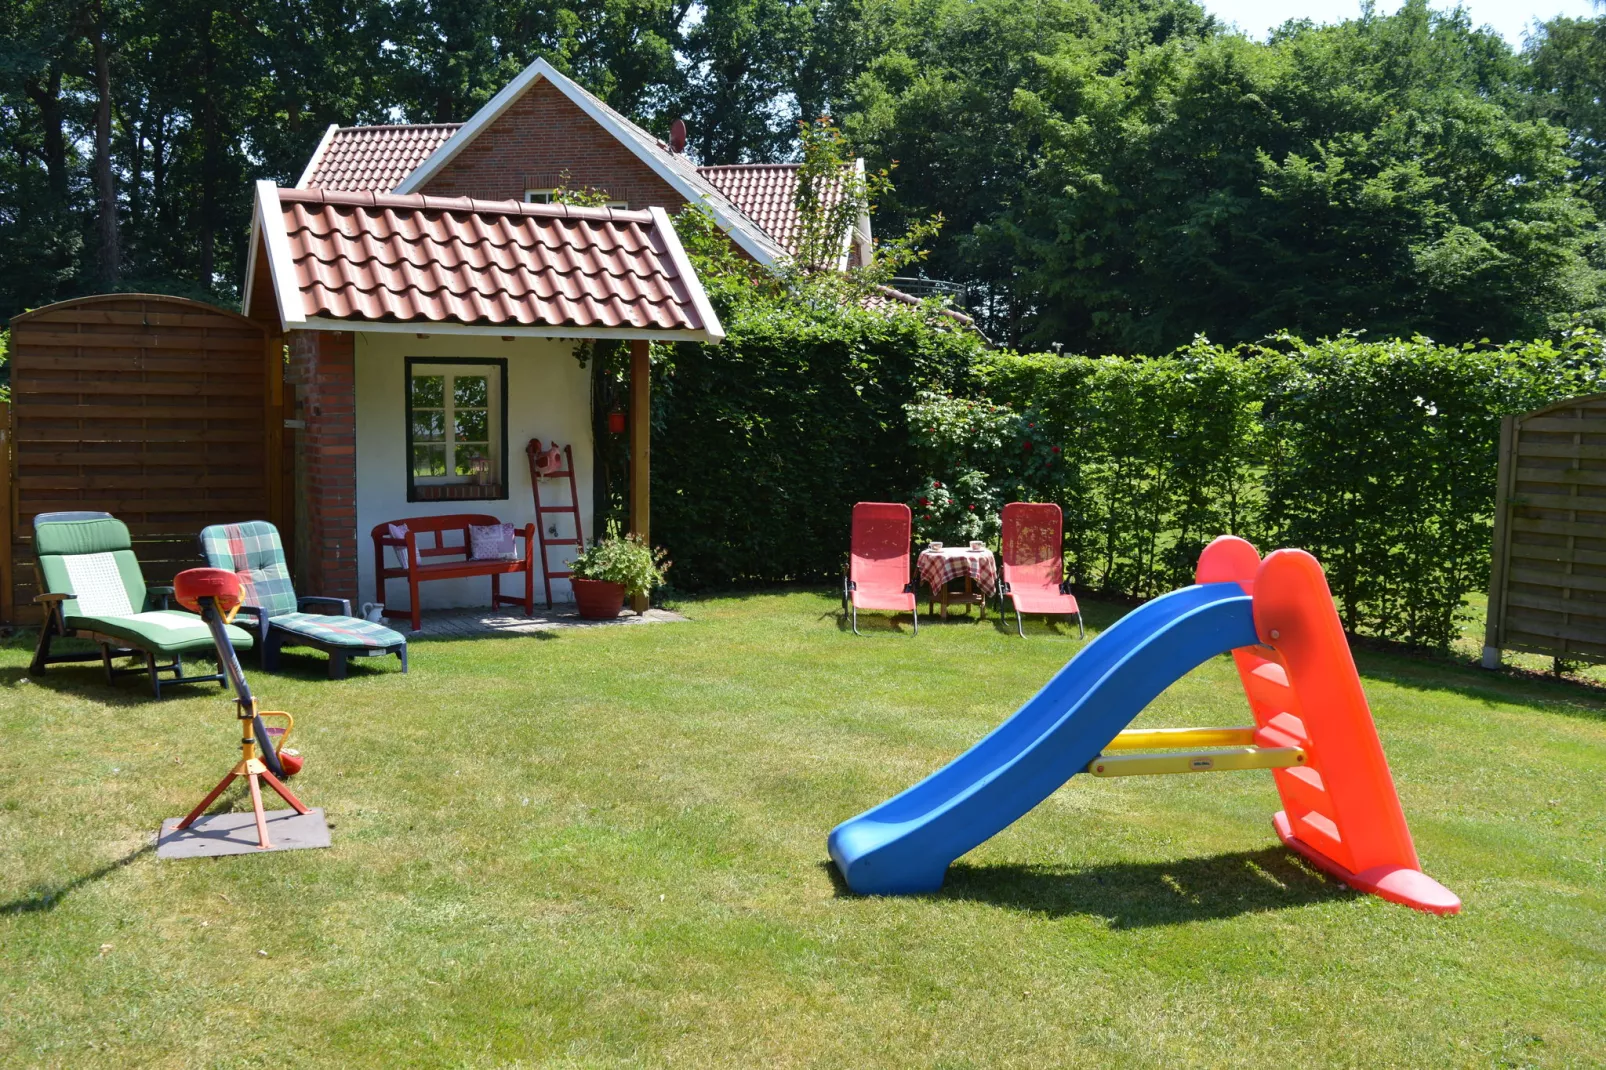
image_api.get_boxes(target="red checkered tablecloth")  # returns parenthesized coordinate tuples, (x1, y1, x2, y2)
(917, 547, 997, 599)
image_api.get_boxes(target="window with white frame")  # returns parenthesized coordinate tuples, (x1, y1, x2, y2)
(525, 188, 628, 210)
(406, 359, 508, 502)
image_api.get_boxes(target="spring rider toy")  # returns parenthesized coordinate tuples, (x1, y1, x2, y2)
(156, 567, 330, 858)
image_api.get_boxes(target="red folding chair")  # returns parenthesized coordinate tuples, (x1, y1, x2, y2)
(999, 502, 1083, 638)
(844, 502, 919, 635)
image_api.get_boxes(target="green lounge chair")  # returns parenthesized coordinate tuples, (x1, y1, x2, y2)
(199, 520, 407, 679)
(30, 511, 255, 698)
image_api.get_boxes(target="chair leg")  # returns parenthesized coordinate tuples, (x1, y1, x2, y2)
(29, 617, 57, 676)
(328, 651, 348, 680)
(851, 602, 861, 636)
(397, 645, 409, 674)
(1076, 611, 1085, 639)
(410, 579, 421, 633)
(146, 651, 162, 698)
(262, 631, 282, 672)
(911, 603, 919, 636)
(1015, 600, 1026, 639)
(101, 643, 116, 683)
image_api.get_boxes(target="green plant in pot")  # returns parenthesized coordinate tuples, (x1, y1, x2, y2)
(569, 521, 669, 618)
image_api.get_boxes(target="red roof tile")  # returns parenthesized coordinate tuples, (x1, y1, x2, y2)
(300, 124, 461, 192)
(696, 164, 847, 256)
(254, 186, 720, 338)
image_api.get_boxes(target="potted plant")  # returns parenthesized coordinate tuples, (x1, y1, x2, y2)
(569, 521, 670, 618)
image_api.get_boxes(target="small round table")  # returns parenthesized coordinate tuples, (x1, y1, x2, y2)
(916, 546, 998, 620)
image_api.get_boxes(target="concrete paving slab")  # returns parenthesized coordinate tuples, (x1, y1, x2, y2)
(157, 808, 330, 859)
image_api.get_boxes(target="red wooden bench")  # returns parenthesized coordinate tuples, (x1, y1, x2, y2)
(372, 514, 537, 631)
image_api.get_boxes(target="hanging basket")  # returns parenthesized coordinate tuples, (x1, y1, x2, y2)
(608, 411, 627, 434)
(573, 578, 626, 619)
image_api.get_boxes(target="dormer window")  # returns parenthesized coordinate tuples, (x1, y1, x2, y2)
(524, 189, 556, 204)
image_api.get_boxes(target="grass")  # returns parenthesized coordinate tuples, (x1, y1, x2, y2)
(1, 590, 1604, 1068)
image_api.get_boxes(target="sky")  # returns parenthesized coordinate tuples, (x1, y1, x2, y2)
(1199, 0, 1598, 48)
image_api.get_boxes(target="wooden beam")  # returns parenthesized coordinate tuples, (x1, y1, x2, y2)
(628, 339, 651, 614)
(0, 401, 12, 625)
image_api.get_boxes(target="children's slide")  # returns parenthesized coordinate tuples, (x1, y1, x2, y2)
(828, 580, 1259, 895)
(829, 537, 1460, 914)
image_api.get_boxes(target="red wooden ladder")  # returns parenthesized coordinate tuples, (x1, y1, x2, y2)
(526, 439, 584, 607)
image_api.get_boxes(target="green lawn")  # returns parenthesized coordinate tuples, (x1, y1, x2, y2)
(2, 591, 1603, 1068)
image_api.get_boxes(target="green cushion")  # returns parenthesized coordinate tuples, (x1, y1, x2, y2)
(65, 611, 255, 654)
(35, 516, 132, 556)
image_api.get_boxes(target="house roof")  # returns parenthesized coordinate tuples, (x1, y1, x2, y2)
(696, 164, 827, 258)
(390, 59, 793, 267)
(297, 123, 462, 191)
(244, 182, 723, 341)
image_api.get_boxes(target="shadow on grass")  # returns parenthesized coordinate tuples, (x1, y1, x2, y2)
(1350, 647, 1606, 723)
(2, 843, 155, 914)
(822, 847, 1354, 927)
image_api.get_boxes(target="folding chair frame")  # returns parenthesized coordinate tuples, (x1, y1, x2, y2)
(844, 576, 919, 636)
(999, 580, 1085, 639)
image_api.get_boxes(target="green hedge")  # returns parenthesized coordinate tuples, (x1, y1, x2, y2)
(650, 304, 976, 588)
(968, 333, 1606, 649)
(649, 309, 1605, 650)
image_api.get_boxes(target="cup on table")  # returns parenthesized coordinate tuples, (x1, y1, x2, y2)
(928, 541, 943, 551)
(968, 540, 986, 552)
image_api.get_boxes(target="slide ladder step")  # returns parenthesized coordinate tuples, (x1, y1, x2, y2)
(1088, 746, 1305, 777)
(1105, 726, 1256, 750)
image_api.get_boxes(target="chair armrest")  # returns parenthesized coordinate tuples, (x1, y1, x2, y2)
(148, 585, 175, 610)
(299, 595, 352, 616)
(1059, 581, 1073, 595)
(33, 592, 72, 604)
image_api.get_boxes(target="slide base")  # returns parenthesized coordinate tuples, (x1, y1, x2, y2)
(1273, 812, 1460, 916)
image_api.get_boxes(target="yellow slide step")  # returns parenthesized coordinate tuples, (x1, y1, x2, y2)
(1087, 746, 1305, 777)
(1102, 726, 1257, 750)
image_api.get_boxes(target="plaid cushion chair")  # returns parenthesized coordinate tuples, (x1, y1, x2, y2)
(30, 511, 255, 698)
(200, 521, 406, 679)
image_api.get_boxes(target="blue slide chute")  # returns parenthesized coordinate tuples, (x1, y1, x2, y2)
(828, 582, 1259, 895)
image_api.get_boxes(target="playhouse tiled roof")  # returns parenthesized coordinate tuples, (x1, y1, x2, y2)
(695, 164, 843, 256)
(299, 124, 462, 192)
(249, 185, 721, 339)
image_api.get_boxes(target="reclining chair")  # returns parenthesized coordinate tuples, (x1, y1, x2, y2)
(200, 520, 407, 679)
(30, 512, 255, 698)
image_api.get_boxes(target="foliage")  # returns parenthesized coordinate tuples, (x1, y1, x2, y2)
(848, 0, 1604, 349)
(569, 519, 669, 597)
(650, 299, 985, 589)
(954, 332, 1606, 649)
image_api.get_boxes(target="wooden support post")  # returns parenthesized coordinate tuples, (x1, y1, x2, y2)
(0, 400, 12, 626)
(628, 339, 651, 614)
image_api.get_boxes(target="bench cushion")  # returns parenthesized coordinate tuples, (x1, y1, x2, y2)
(66, 610, 255, 654)
(269, 612, 405, 649)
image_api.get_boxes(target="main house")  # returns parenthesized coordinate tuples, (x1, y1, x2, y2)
(242, 58, 884, 615)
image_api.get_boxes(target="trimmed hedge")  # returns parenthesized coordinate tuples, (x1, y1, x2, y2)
(649, 310, 1606, 650)
(651, 304, 975, 589)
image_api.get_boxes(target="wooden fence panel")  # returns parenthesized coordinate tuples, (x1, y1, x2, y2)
(5, 294, 286, 625)
(1484, 393, 1606, 666)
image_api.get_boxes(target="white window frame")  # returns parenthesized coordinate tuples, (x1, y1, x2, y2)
(406, 360, 507, 499)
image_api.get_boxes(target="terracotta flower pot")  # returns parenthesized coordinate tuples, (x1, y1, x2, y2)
(573, 577, 627, 619)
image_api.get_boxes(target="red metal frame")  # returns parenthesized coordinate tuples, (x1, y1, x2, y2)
(527, 439, 584, 608)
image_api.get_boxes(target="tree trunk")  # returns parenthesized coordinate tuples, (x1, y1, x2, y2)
(23, 67, 68, 203)
(91, 5, 120, 288)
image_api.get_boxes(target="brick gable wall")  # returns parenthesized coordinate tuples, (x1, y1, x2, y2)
(420, 81, 686, 210)
(287, 329, 359, 604)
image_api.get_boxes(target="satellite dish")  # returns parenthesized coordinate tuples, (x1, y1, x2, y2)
(669, 118, 687, 154)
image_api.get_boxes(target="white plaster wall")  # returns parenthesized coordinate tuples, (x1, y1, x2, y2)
(354, 332, 593, 612)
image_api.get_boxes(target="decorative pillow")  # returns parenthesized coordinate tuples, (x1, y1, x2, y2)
(388, 523, 409, 568)
(469, 523, 518, 561)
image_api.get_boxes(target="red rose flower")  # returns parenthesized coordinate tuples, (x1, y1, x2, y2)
(933, 480, 942, 489)
(1052, 446, 1061, 454)
(1023, 441, 1033, 451)
(967, 504, 975, 511)
(919, 497, 930, 506)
